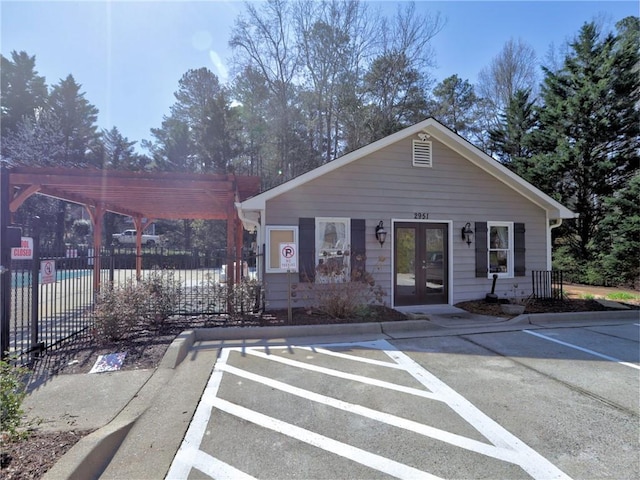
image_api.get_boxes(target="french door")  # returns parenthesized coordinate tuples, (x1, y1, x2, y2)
(394, 222, 448, 305)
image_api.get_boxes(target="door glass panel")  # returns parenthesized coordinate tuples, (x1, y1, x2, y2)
(396, 228, 416, 296)
(425, 227, 444, 293)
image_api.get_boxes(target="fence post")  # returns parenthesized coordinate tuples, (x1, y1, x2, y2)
(109, 244, 115, 284)
(1, 166, 13, 359)
(30, 217, 43, 360)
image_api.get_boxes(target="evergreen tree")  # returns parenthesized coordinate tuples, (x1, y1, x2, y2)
(231, 66, 271, 178)
(170, 68, 238, 173)
(144, 117, 193, 172)
(488, 88, 537, 167)
(530, 19, 639, 281)
(98, 126, 148, 171)
(0, 51, 48, 143)
(2, 109, 63, 166)
(48, 74, 101, 167)
(595, 172, 640, 287)
(362, 50, 428, 140)
(429, 75, 481, 139)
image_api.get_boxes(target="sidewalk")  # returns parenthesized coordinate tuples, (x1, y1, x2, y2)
(23, 307, 639, 480)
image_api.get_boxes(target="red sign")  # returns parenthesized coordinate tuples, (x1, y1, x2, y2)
(11, 237, 33, 260)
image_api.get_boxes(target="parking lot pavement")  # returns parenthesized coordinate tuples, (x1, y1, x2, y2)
(165, 324, 639, 480)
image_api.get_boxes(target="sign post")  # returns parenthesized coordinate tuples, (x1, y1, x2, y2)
(279, 243, 298, 323)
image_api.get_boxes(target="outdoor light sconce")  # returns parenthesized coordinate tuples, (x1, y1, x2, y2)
(375, 221, 387, 247)
(461, 222, 474, 247)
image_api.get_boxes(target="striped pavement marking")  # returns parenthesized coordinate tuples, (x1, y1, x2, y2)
(167, 339, 571, 480)
(523, 329, 640, 370)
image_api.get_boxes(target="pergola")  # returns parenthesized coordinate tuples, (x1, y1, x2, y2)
(5, 166, 261, 290)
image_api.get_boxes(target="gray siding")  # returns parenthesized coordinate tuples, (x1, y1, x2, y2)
(263, 137, 548, 309)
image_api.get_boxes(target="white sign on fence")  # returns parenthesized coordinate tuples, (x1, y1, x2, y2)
(41, 260, 56, 285)
(11, 237, 34, 260)
(279, 242, 297, 271)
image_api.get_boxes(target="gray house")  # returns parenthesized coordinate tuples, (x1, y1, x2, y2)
(236, 118, 575, 310)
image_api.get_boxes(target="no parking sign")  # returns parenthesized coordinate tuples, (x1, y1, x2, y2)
(279, 243, 297, 271)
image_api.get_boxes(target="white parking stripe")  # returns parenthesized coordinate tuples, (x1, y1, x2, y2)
(168, 340, 572, 480)
(523, 330, 640, 370)
(296, 345, 405, 369)
(212, 397, 442, 480)
(382, 341, 572, 480)
(220, 362, 523, 463)
(190, 450, 258, 480)
(167, 348, 231, 479)
(242, 346, 441, 401)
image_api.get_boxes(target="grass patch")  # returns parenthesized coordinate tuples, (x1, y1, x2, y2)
(580, 293, 595, 300)
(606, 292, 640, 302)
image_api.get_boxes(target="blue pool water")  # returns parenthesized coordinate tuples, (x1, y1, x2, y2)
(10, 269, 92, 288)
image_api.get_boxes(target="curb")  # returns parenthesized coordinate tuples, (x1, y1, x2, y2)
(525, 309, 639, 326)
(194, 322, 383, 341)
(42, 341, 192, 480)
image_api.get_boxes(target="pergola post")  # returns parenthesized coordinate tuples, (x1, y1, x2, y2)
(235, 215, 243, 282)
(85, 204, 105, 294)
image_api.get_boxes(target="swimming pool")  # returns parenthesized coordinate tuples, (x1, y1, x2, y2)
(10, 269, 92, 288)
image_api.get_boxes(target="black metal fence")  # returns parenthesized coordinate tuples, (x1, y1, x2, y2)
(4, 244, 263, 363)
(531, 270, 564, 300)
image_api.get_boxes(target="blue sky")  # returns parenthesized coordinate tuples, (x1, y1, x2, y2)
(1, 0, 637, 150)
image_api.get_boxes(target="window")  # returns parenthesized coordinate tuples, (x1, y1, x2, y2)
(488, 222, 513, 277)
(315, 218, 350, 283)
(266, 226, 298, 273)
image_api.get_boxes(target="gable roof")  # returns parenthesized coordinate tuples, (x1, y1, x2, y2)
(237, 117, 575, 220)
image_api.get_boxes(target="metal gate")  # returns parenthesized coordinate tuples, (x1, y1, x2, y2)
(2, 235, 263, 363)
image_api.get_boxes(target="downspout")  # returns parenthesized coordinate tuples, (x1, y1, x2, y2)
(235, 202, 263, 278)
(547, 218, 563, 270)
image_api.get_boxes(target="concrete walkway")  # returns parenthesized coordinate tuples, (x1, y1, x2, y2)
(22, 308, 639, 480)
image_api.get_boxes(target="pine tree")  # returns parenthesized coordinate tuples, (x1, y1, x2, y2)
(530, 19, 639, 282)
(488, 89, 537, 167)
(0, 51, 48, 142)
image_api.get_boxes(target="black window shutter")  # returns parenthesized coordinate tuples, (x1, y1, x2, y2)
(514, 223, 526, 277)
(350, 219, 366, 281)
(298, 218, 315, 282)
(475, 222, 488, 277)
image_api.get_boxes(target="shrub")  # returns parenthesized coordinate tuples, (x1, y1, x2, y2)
(92, 270, 185, 341)
(92, 280, 147, 342)
(228, 278, 263, 315)
(0, 359, 29, 440)
(194, 276, 262, 317)
(140, 270, 183, 325)
(294, 257, 387, 319)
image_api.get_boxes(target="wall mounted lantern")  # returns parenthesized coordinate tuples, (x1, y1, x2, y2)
(461, 222, 474, 247)
(375, 221, 387, 247)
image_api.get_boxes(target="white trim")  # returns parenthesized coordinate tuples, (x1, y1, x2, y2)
(487, 221, 514, 279)
(315, 217, 351, 283)
(265, 226, 298, 273)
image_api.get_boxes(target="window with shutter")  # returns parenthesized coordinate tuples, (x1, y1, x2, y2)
(298, 218, 366, 283)
(315, 217, 350, 283)
(475, 221, 525, 278)
(412, 140, 432, 167)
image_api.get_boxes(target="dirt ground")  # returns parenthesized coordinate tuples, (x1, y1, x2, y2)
(2, 285, 638, 479)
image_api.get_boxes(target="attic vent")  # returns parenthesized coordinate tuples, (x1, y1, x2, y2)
(412, 140, 432, 167)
